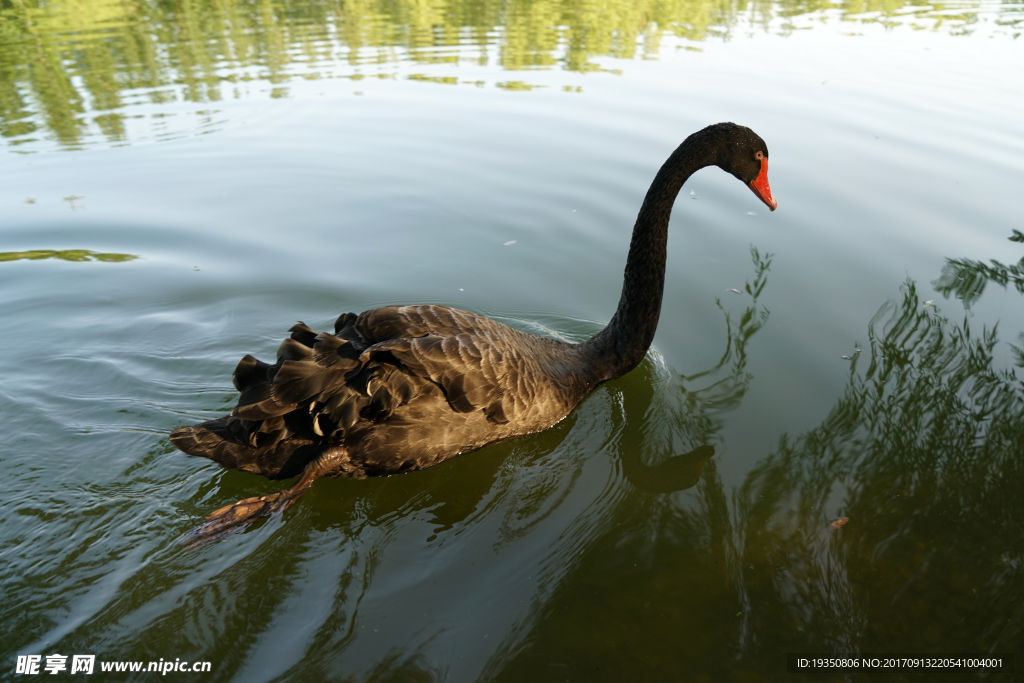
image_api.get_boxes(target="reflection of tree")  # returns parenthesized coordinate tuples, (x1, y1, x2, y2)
(0, 0, 1007, 149)
(731, 276, 1023, 661)
(492, 239, 1023, 680)
(934, 229, 1024, 308)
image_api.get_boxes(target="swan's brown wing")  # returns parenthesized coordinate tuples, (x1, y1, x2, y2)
(171, 306, 521, 477)
(362, 333, 513, 424)
(354, 304, 523, 424)
(354, 304, 488, 341)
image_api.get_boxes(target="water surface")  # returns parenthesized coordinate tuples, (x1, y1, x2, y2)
(2, 0, 1022, 680)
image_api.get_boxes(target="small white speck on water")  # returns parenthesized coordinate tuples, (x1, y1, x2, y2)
(572, 209, 576, 213)
(503, 240, 517, 246)
(690, 190, 698, 199)
(924, 300, 934, 307)
(747, 211, 756, 215)
(458, 288, 464, 291)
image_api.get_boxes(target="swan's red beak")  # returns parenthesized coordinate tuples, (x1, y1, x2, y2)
(749, 157, 777, 211)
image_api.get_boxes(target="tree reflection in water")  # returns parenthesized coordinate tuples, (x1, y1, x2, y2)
(493, 235, 1023, 680)
(1, 0, 1015, 151)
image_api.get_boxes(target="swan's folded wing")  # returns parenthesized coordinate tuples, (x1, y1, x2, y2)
(363, 333, 514, 424)
(355, 306, 431, 342)
(355, 305, 488, 343)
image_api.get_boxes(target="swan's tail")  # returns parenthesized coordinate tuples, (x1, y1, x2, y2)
(170, 416, 318, 479)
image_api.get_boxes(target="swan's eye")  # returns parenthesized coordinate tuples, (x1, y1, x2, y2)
(755, 151, 764, 160)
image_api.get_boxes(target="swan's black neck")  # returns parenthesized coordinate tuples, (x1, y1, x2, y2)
(578, 130, 720, 383)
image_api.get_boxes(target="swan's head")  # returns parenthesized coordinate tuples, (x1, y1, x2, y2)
(712, 124, 778, 212)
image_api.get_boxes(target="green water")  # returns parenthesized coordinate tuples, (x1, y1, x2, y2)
(2, 0, 1022, 680)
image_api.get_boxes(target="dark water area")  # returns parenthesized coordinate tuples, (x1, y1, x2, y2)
(2, 0, 1023, 680)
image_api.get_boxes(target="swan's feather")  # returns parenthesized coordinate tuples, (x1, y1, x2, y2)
(169, 414, 320, 479)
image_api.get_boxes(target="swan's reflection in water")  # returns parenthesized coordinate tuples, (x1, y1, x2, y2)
(619, 443, 714, 494)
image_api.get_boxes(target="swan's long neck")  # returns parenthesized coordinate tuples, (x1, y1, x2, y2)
(579, 134, 718, 383)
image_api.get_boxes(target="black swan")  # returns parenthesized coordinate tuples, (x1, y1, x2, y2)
(171, 122, 776, 543)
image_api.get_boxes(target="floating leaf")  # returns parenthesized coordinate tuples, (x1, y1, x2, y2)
(831, 516, 849, 529)
(0, 249, 138, 263)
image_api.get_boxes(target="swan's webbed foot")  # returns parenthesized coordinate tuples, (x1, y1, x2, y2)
(178, 488, 305, 548)
(178, 446, 346, 549)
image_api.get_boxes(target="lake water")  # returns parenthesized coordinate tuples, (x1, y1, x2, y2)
(2, 0, 1022, 680)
